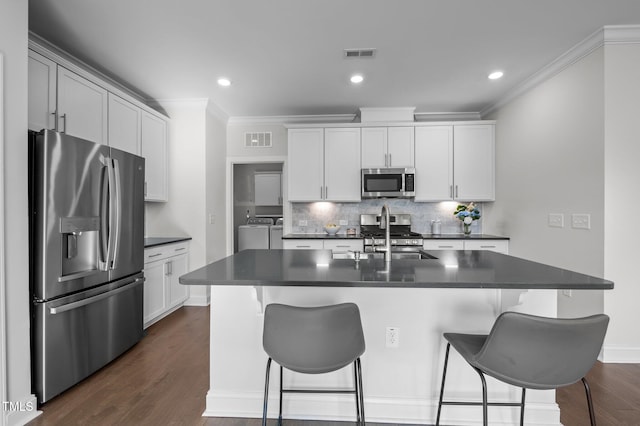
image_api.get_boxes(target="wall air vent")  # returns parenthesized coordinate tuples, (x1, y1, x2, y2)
(344, 48, 377, 58)
(245, 132, 272, 148)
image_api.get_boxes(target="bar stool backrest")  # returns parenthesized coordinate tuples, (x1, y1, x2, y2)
(472, 312, 609, 389)
(263, 303, 366, 374)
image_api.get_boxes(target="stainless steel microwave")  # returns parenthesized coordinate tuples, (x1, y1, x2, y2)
(361, 167, 416, 198)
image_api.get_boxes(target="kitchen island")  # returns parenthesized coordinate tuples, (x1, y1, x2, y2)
(180, 249, 612, 425)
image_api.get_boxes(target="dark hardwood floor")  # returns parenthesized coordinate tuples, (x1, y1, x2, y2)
(28, 306, 640, 425)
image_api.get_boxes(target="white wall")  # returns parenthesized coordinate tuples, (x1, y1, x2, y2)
(484, 48, 606, 318)
(145, 100, 210, 305)
(603, 43, 640, 361)
(205, 105, 228, 264)
(1, 2, 40, 425)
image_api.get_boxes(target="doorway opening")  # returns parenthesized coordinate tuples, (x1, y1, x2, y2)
(232, 162, 283, 253)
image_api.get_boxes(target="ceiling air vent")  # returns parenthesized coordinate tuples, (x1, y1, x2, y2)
(344, 48, 377, 59)
(245, 132, 272, 148)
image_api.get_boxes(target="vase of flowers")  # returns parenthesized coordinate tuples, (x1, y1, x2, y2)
(454, 202, 481, 235)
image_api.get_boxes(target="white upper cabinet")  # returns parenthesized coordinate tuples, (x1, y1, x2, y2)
(57, 66, 108, 144)
(141, 111, 169, 202)
(254, 172, 282, 206)
(324, 128, 361, 201)
(414, 126, 454, 201)
(108, 93, 141, 155)
(415, 123, 494, 201)
(288, 128, 325, 201)
(361, 126, 414, 168)
(28, 51, 57, 132)
(453, 125, 495, 201)
(288, 128, 361, 202)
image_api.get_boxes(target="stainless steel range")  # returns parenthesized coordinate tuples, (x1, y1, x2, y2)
(360, 213, 424, 257)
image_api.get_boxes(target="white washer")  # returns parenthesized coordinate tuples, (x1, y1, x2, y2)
(238, 218, 274, 251)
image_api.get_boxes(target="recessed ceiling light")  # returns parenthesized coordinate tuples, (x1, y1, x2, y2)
(217, 77, 231, 87)
(488, 71, 504, 80)
(350, 74, 364, 84)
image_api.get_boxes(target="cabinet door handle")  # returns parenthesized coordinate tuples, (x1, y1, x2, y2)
(320, 186, 323, 199)
(455, 185, 459, 198)
(50, 111, 57, 131)
(439, 245, 454, 248)
(174, 247, 186, 252)
(60, 113, 67, 133)
(450, 185, 453, 199)
(325, 186, 328, 199)
(480, 245, 496, 249)
(297, 245, 311, 248)
(148, 253, 162, 258)
(384, 153, 388, 167)
(389, 153, 392, 167)
(335, 245, 350, 248)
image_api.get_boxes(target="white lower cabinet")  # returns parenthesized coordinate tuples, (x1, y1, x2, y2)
(143, 241, 189, 328)
(423, 239, 509, 254)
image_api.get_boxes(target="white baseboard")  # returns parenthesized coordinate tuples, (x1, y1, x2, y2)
(601, 345, 640, 363)
(184, 294, 210, 306)
(204, 389, 561, 425)
(4, 394, 39, 426)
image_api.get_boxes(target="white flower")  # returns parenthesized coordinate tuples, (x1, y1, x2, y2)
(463, 216, 473, 225)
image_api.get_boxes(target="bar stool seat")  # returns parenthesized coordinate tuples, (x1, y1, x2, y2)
(262, 303, 366, 425)
(436, 311, 609, 426)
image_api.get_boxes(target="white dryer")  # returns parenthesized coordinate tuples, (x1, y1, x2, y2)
(238, 218, 273, 251)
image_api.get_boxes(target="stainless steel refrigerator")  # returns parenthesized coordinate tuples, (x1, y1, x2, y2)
(29, 130, 145, 404)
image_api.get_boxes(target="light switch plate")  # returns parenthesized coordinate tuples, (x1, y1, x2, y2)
(572, 214, 591, 230)
(548, 213, 564, 228)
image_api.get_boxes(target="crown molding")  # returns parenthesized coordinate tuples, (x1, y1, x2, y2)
(481, 25, 640, 118)
(227, 114, 357, 126)
(603, 24, 640, 44)
(414, 112, 482, 122)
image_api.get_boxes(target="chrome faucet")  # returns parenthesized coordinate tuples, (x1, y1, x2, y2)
(377, 203, 392, 263)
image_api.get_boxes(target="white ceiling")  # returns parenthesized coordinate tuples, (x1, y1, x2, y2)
(29, 0, 640, 119)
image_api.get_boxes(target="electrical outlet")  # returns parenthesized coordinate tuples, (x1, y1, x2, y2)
(572, 214, 591, 230)
(385, 327, 399, 348)
(339, 219, 348, 226)
(299, 220, 308, 226)
(548, 213, 564, 228)
(209, 214, 216, 224)
(562, 289, 572, 297)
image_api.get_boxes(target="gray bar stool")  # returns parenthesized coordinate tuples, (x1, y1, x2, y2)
(262, 303, 366, 425)
(436, 311, 609, 426)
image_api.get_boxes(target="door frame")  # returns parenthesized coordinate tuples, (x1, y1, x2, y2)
(225, 156, 287, 255)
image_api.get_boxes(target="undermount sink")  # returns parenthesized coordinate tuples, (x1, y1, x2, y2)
(332, 251, 438, 260)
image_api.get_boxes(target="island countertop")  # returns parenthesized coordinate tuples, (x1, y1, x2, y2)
(179, 249, 613, 290)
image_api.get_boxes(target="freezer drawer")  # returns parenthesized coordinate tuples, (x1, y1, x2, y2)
(32, 273, 144, 404)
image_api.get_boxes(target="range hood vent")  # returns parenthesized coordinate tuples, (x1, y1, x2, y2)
(344, 48, 376, 58)
(245, 132, 272, 148)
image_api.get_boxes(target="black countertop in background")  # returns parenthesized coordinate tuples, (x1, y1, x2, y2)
(144, 237, 192, 248)
(180, 249, 612, 290)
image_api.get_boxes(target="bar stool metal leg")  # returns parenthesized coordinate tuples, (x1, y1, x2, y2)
(435, 343, 451, 426)
(278, 365, 283, 425)
(472, 367, 488, 426)
(520, 388, 526, 426)
(263, 358, 272, 426)
(356, 357, 365, 424)
(582, 377, 597, 426)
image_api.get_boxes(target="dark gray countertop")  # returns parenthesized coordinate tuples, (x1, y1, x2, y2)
(282, 233, 509, 240)
(180, 249, 612, 290)
(144, 237, 192, 248)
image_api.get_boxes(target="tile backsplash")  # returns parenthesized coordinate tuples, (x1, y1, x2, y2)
(291, 200, 484, 235)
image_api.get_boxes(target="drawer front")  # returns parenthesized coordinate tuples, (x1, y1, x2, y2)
(282, 240, 324, 250)
(423, 240, 464, 250)
(323, 240, 364, 253)
(144, 242, 189, 263)
(464, 240, 509, 254)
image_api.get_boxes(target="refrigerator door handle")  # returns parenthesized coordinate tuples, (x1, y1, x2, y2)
(49, 277, 145, 315)
(110, 158, 122, 270)
(105, 157, 117, 270)
(99, 163, 110, 271)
